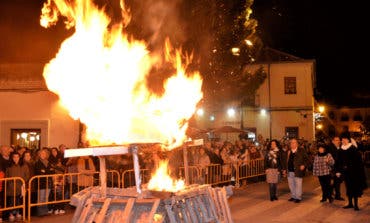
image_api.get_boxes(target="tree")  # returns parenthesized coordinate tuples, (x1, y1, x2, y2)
(125, 0, 266, 107)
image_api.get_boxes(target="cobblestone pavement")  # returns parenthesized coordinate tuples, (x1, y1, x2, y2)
(21, 168, 370, 223)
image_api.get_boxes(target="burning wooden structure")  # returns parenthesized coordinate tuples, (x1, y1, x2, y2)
(65, 145, 233, 223)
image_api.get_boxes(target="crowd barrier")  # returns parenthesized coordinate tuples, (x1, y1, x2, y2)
(3, 151, 369, 222)
(0, 177, 26, 221)
(26, 170, 120, 222)
(120, 159, 266, 188)
(1, 160, 266, 222)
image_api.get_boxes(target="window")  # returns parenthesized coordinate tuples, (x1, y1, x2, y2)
(340, 113, 349, 121)
(353, 110, 363, 121)
(284, 77, 297, 94)
(285, 127, 299, 139)
(11, 129, 41, 150)
(328, 111, 335, 120)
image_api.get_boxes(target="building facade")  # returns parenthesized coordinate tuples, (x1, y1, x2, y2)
(319, 105, 370, 139)
(195, 50, 316, 142)
(0, 63, 80, 149)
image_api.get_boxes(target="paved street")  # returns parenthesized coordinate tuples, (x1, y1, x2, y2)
(28, 168, 370, 223)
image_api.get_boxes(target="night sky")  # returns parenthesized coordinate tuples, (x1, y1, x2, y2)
(0, 0, 369, 107)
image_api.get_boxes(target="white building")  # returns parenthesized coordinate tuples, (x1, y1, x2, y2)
(195, 48, 316, 142)
(0, 63, 80, 149)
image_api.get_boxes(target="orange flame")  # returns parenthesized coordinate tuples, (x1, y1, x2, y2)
(147, 160, 185, 192)
(40, 0, 203, 148)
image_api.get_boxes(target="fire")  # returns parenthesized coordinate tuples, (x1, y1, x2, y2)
(40, 0, 203, 148)
(148, 160, 185, 192)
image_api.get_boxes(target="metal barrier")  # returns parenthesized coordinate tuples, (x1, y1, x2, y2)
(179, 165, 201, 185)
(0, 177, 26, 221)
(121, 168, 151, 188)
(27, 170, 120, 222)
(238, 158, 265, 186)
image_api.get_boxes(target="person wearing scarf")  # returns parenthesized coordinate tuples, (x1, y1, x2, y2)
(264, 139, 282, 201)
(336, 132, 367, 211)
(313, 144, 334, 203)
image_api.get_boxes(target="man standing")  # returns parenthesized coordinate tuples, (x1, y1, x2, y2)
(283, 138, 309, 203)
(327, 136, 345, 200)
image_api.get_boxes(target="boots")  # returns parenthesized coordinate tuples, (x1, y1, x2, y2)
(343, 196, 353, 209)
(354, 197, 359, 211)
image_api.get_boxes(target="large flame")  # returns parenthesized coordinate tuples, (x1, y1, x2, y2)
(147, 160, 185, 192)
(40, 0, 203, 148)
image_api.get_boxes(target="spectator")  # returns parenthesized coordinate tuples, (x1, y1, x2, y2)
(76, 156, 96, 190)
(282, 138, 309, 203)
(34, 148, 55, 216)
(265, 139, 282, 201)
(6, 152, 30, 221)
(312, 144, 335, 203)
(327, 136, 345, 200)
(336, 132, 367, 211)
(195, 147, 210, 184)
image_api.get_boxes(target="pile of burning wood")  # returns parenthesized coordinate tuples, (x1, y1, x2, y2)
(70, 184, 233, 223)
(65, 145, 233, 223)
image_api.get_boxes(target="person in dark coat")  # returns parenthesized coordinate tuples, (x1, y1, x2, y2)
(336, 132, 367, 211)
(34, 148, 55, 216)
(326, 136, 345, 200)
(282, 138, 309, 203)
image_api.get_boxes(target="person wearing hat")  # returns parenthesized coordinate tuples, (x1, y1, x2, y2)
(313, 143, 335, 203)
(336, 132, 367, 211)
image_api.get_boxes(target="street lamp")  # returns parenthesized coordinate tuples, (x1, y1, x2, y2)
(318, 105, 325, 113)
(196, 108, 204, 116)
(227, 108, 236, 117)
(260, 108, 267, 116)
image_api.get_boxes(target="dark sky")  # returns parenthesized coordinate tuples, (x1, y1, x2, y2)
(252, 0, 369, 107)
(0, 0, 369, 107)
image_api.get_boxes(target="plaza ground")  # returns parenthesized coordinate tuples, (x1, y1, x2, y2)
(26, 168, 370, 223)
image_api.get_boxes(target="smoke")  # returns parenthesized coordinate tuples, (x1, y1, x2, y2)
(126, 0, 186, 52)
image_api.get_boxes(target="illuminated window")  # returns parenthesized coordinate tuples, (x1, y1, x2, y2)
(11, 129, 41, 150)
(284, 77, 297, 94)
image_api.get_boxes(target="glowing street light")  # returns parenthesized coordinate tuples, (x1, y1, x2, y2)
(316, 124, 323, 129)
(245, 39, 253, 46)
(231, 47, 240, 56)
(227, 108, 236, 117)
(196, 108, 204, 116)
(260, 109, 267, 116)
(318, 105, 325, 113)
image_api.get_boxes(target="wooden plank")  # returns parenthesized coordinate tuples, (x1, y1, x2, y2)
(218, 189, 233, 223)
(77, 198, 93, 223)
(146, 198, 160, 223)
(94, 198, 112, 223)
(86, 211, 97, 223)
(122, 198, 136, 223)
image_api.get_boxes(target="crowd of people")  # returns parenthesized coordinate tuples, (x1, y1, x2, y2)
(264, 132, 368, 212)
(0, 144, 97, 221)
(0, 132, 369, 221)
